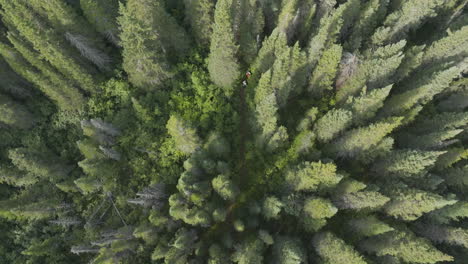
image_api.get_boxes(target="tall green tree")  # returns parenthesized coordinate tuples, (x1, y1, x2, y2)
(208, 0, 241, 92)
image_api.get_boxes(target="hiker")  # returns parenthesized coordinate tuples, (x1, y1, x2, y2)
(242, 80, 247, 87)
(246, 70, 252, 79)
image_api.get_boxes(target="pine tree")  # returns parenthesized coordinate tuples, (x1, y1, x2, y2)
(335, 40, 406, 103)
(0, 0, 99, 92)
(314, 109, 353, 143)
(0, 165, 38, 187)
(360, 230, 454, 263)
(80, 0, 120, 45)
(372, 150, 445, 179)
(308, 44, 343, 97)
(347, 216, 394, 238)
(166, 115, 201, 154)
(235, 0, 265, 64)
(272, 236, 307, 264)
(408, 111, 468, 134)
(380, 62, 464, 117)
(118, 0, 177, 89)
(285, 161, 342, 192)
(346, 0, 390, 51)
(444, 165, 468, 191)
(303, 197, 337, 219)
(416, 224, 468, 249)
(371, 0, 446, 45)
(262, 196, 283, 220)
(437, 90, 468, 111)
(232, 236, 265, 264)
(26, 0, 112, 71)
(401, 129, 463, 150)
(384, 188, 457, 221)
(313, 232, 366, 264)
(429, 201, 468, 224)
(184, 0, 215, 46)
(342, 85, 392, 125)
(325, 117, 402, 158)
(333, 190, 390, 211)
(5, 32, 86, 110)
(212, 174, 239, 201)
(9, 147, 72, 182)
(208, 0, 240, 92)
(421, 25, 468, 66)
(0, 94, 35, 129)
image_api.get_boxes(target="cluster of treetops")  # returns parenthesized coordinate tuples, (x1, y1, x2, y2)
(0, 0, 467, 263)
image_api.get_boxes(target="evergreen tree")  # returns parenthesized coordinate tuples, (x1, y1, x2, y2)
(429, 201, 468, 224)
(384, 188, 457, 221)
(380, 64, 464, 117)
(212, 174, 239, 201)
(272, 236, 307, 264)
(285, 161, 342, 192)
(371, 0, 446, 45)
(372, 150, 445, 179)
(333, 190, 390, 211)
(232, 236, 265, 264)
(314, 109, 353, 143)
(335, 40, 406, 103)
(9, 147, 72, 182)
(360, 230, 454, 263)
(444, 165, 468, 191)
(235, 0, 265, 64)
(416, 224, 468, 248)
(325, 117, 402, 158)
(313, 232, 366, 264)
(208, 0, 240, 92)
(346, 0, 390, 51)
(167, 115, 201, 154)
(0, 0, 99, 92)
(303, 197, 337, 219)
(347, 216, 394, 238)
(0, 94, 35, 129)
(308, 44, 343, 97)
(184, 0, 215, 46)
(342, 85, 392, 125)
(80, 0, 120, 45)
(119, 0, 189, 89)
(262, 196, 283, 220)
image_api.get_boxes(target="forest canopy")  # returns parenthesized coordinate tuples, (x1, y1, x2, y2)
(0, 0, 467, 263)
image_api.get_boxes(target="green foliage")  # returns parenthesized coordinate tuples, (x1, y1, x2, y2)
(166, 115, 201, 155)
(384, 188, 457, 221)
(272, 236, 307, 264)
(0, 1, 466, 263)
(313, 232, 366, 264)
(0, 94, 35, 129)
(207, 0, 240, 92)
(262, 196, 283, 220)
(285, 161, 342, 192)
(361, 230, 454, 263)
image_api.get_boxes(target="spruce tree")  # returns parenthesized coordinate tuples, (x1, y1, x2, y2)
(184, 0, 215, 46)
(314, 109, 353, 143)
(313, 232, 366, 264)
(0, 94, 35, 129)
(119, 0, 180, 89)
(360, 230, 454, 263)
(325, 117, 402, 158)
(384, 188, 457, 221)
(80, 0, 120, 45)
(208, 0, 240, 92)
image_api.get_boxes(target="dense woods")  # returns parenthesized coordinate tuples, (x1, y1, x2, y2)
(0, 0, 467, 263)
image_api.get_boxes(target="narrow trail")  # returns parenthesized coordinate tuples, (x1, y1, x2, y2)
(202, 79, 250, 240)
(237, 81, 248, 188)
